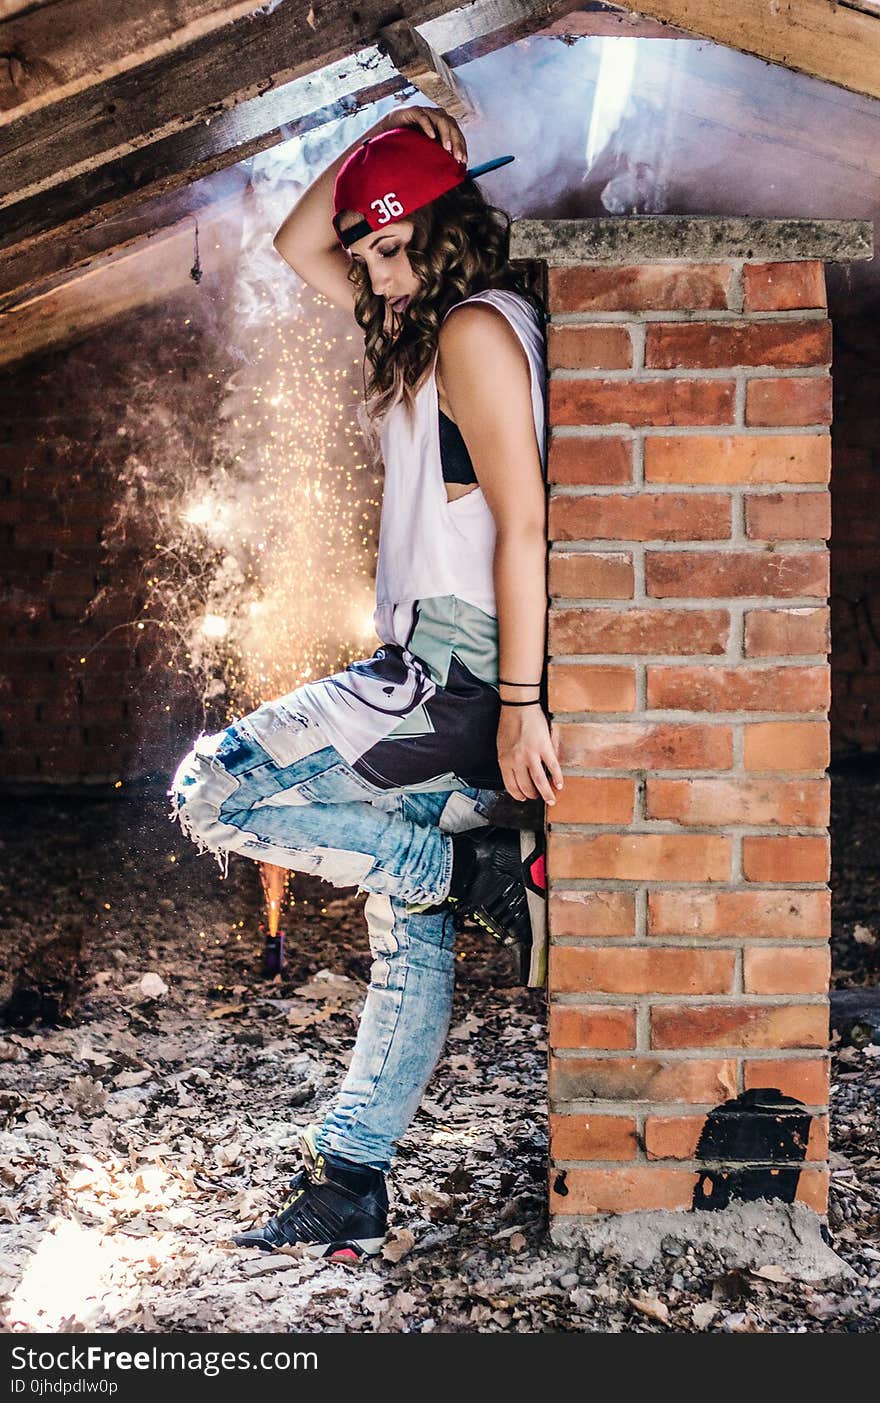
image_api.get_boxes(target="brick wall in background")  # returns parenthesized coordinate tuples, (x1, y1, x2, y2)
(0, 288, 226, 787)
(504, 216, 872, 1226)
(829, 296, 880, 755)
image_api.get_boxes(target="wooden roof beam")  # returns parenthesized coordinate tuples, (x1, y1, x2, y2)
(0, 0, 580, 269)
(606, 0, 880, 101)
(377, 19, 476, 121)
(0, 0, 273, 125)
(0, 0, 496, 208)
(0, 198, 244, 368)
(0, 167, 250, 306)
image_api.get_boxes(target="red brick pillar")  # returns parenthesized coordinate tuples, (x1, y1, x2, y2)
(509, 218, 872, 1233)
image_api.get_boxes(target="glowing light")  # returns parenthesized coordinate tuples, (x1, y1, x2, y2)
(107, 184, 382, 727)
(585, 38, 637, 169)
(184, 499, 215, 527)
(356, 605, 378, 638)
(201, 614, 229, 639)
(7, 1218, 109, 1330)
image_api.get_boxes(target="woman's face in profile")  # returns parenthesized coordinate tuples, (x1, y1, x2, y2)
(342, 215, 421, 324)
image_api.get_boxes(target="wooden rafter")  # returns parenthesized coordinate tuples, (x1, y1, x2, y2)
(1, 0, 559, 207)
(0, 0, 272, 124)
(0, 198, 244, 368)
(0, 167, 250, 304)
(608, 0, 880, 101)
(0, 0, 580, 287)
(377, 20, 476, 121)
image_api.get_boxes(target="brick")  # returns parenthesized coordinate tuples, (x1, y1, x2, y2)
(807, 1116, 830, 1161)
(648, 889, 830, 940)
(743, 947, 830, 995)
(796, 1167, 829, 1215)
(14, 521, 104, 548)
(647, 1111, 827, 1162)
(645, 1116, 705, 1161)
(646, 550, 828, 600)
(546, 775, 635, 823)
(80, 700, 128, 724)
(745, 377, 832, 427)
(744, 1057, 829, 1104)
(550, 1113, 638, 1161)
(550, 946, 735, 995)
(554, 721, 733, 770)
(548, 551, 634, 599)
(547, 324, 633, 370)
(645, 665, 829, 713)
(549, 1004, 637, 1050)
(556, 607, 732, 658)
(744, 721, 829, 772)
(645, 434, 830, 485)
(650, 1003, 827, 1050)
(645, 320, 832, 369)
(550, 1167, 697, 1214)
(549, 378, 735, 427)
(742, 836, 830, 883)
(549, 492, 731, 541)
(550, 1055, 737, 1104)
(743, 261, 826, 312)
(547, 436, 633, 485)
(548, 664, 636, 714)
(745, 491, 831, 540)
(550, 832, 731, 883)
(548, 263, 732, 312)
(645, 777, 829, 827)
(744, 607, 829, 657)
(549, 890, 636, 938)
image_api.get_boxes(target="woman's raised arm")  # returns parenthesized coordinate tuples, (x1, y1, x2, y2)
(273, 106, 468, 312)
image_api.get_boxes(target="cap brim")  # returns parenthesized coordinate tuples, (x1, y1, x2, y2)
(465, 154, 515, 180)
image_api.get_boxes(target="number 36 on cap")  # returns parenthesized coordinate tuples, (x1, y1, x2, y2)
(370, 193, 404, 224)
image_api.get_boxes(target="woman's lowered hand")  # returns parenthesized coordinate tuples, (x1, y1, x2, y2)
(496, 704, 564, 805)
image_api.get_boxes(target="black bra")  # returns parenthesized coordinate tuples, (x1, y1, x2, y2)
(438, 409, 477, 486)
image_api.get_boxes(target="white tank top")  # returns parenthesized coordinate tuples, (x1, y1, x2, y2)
(286, 287, 547, 786)
(373, 287, 547, 647)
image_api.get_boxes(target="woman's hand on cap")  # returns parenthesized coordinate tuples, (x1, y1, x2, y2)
(375, 105, 467, 164)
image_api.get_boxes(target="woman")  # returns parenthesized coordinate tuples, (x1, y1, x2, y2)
(168, 105, 563, 1261)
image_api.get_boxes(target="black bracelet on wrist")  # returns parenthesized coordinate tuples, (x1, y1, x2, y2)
(499, 699, 543, 707)
(498, 678, 542, 687)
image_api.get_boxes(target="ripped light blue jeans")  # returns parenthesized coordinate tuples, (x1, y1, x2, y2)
(168, 696, 496, 1171)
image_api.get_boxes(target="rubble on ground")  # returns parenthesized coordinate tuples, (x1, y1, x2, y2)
(0, 782, 877, 1333)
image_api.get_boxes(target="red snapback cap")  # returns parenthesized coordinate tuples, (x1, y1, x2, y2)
(332, 125, 514, 249)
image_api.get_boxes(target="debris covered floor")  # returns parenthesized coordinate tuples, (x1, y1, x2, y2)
(0, 778, 878, 1335)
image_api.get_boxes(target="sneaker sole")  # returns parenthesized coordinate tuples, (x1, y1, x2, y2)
(232, 1234, 385, 1260)
(303, 1237, 386, 1261)
(468, 829, 547, 988)
(521, 829, 547, 989)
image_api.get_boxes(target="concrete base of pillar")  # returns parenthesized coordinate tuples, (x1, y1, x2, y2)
(550, 1202, 851, 1283)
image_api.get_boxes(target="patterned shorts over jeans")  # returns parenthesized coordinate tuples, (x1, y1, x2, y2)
(168, 690, 497, 1171)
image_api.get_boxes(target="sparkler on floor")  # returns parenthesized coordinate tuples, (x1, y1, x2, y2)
(259, 861, 289, 975)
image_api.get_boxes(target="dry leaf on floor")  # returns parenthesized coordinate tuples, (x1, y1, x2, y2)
(382, 1228, 415, 1263)
(628, 1294, 669, 1325)
(752, 1264, 791, 1284)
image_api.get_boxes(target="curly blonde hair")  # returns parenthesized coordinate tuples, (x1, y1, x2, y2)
(345, 181, 544, 452)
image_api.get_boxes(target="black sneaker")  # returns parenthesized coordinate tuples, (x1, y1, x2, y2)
(231, 1127, 388, 1261)
(447, 825, 547, 987)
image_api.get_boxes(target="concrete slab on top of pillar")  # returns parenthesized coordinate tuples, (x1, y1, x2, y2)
(509, 217, 874, 265)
